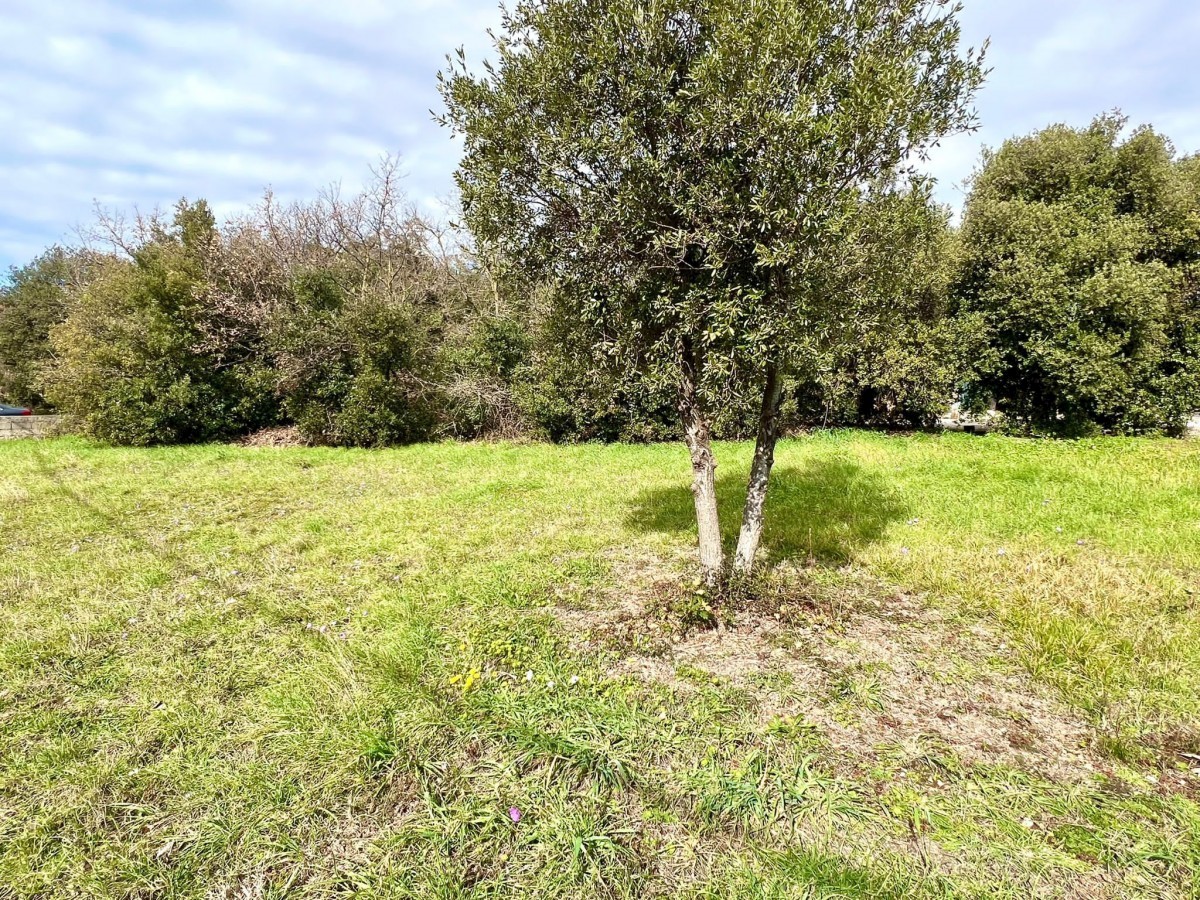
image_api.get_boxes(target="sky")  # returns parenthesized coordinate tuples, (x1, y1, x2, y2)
(1, 0, 1199, 270)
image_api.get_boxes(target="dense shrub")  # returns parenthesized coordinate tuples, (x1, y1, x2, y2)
(43, 203, 279, 445)
(800, 314, 988, 429)
(246, 166, 501, 446)
(438, 313, 534, 439)
(34, 164, 508, 448)
(791, 195, 982, 430)
(957, 115, 1200, 435)
(512, 305, 681, 442)
(271, 272, 445, 447)
(2, 162, 974, 446)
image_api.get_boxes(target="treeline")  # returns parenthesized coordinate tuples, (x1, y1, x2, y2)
(2, 115, 1198, 445)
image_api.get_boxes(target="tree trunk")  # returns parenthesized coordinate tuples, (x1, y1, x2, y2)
(733, 362, 784, 576)
(678, 365, 724, 584)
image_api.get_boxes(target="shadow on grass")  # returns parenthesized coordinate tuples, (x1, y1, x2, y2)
(627, 456, 909, 566)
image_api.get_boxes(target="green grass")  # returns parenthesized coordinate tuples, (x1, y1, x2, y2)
(1, 432, 1198, 898)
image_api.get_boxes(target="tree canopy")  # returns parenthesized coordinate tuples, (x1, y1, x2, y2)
(957, 114, 1200, 435)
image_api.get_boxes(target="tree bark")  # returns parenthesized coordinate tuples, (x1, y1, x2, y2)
(733, 362, 784, 576)
(678, 362, 724, 584)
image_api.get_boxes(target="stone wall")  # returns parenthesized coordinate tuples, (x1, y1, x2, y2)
(0, 416, 62, 439)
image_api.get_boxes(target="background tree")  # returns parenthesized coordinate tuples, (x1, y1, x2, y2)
(441, 0, 986, 581)
(0, 247, 91, 409)
(956, 114, 1200, 435)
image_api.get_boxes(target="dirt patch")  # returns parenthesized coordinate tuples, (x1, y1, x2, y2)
(794, 597, 1102, 784)
(554, 551, 691, 660)
(563, 558, 1117, 786)
(319, 776, 421, 865)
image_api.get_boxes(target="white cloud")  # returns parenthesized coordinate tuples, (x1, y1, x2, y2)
(1, 0, 1198, 268)
(0, 0, 500, 266)
(924, 0, 1200, 210)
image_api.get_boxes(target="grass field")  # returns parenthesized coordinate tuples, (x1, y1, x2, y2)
(1, 433, 1199, 898)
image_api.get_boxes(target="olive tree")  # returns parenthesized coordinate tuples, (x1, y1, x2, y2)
(440, 0, 985, 581)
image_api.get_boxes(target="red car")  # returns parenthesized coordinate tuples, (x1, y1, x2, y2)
(0, 404, 31, 416)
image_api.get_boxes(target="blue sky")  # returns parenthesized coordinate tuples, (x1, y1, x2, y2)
(2, 0, 1198, 270)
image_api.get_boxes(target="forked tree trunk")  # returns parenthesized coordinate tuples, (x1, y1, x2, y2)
(678, 365, 724, 584)
(733, 362, 784, 576)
